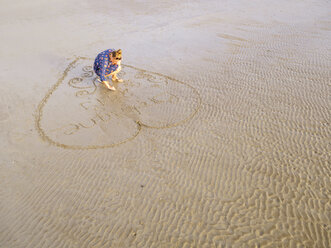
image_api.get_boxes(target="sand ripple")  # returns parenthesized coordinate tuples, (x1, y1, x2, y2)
(1, 5, 330, 248)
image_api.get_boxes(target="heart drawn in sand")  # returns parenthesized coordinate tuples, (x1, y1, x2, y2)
(35, 57, 201, 149)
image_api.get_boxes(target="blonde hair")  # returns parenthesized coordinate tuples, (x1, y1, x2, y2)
(111, 49, 122, 59)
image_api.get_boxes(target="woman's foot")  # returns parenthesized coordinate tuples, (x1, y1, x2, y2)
(103, 81, 116, 91)
(112, 77, 123, 83)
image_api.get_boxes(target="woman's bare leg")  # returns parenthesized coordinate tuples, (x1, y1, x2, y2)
(112, 73, 123, 83)
(111, 66, 123, 82)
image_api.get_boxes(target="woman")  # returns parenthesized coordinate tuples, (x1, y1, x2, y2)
(93, 48, 123, 91)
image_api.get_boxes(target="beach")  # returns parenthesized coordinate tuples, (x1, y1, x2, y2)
(0, 0, 330, 247)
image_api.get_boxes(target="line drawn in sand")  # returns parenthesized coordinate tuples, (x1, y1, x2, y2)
(35, 57, 201, 149)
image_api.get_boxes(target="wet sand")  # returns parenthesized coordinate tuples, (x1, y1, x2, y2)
(0, 0, 330, 247)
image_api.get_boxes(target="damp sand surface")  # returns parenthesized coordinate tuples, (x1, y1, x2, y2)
(0, 0, 330, 247)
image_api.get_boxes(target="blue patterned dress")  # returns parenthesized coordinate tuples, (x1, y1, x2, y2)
(93, 49, 119, 81)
